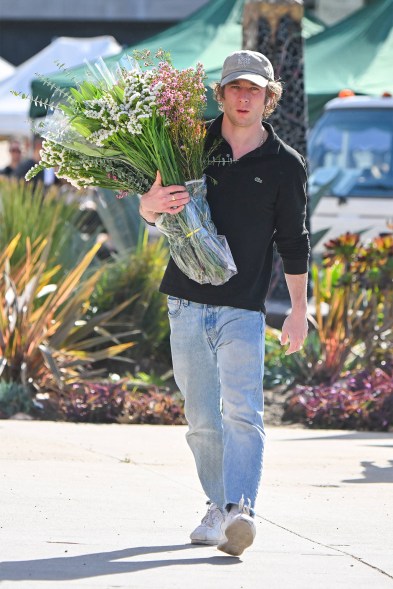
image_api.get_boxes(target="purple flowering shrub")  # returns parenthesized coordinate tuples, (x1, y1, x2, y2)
(283, 365, 393, 430)
(58, 381, 186, 425)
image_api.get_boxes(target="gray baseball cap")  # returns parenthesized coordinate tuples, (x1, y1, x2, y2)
(220, 50, 274, 88)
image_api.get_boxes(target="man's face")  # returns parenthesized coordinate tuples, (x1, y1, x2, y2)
(221, 79, 267, 129)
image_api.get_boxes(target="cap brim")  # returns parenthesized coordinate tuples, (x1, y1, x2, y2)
(220, 72, 269, 88)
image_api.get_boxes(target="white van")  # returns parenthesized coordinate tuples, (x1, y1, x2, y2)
(308, 94, 393, 254)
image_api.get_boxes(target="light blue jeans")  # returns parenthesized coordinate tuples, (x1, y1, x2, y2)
(168, 297, 266, 513)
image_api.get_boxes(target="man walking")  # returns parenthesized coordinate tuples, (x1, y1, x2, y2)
(139, 50, 310, 556)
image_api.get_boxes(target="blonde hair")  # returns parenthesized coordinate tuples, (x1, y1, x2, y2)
(212, 79, 283, 119)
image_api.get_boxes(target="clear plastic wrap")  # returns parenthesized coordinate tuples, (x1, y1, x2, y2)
(155, 176, 237, 285)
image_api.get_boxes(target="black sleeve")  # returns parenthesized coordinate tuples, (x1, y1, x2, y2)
(14, 159, 35, 179)
(274, 155, 310, 274)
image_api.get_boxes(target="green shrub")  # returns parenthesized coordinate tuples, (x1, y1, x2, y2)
(264, 233, 393, 394)
(264, 327, 298, 389)
(0, 177, 98, 275)
(0, 235, 134, 395)
(269, 233, 393, 388)
(0, 381, 33, 418)
(305, 233, 393, 384)
(90, 230, 170, 362)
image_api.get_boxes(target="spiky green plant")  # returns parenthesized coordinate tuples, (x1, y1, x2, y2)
(90, 229, 170, 360)
(0, 235, 134, 394)
(0, 177, 98, 273)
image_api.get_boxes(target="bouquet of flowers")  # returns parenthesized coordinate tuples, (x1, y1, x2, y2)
(23, 51, 237, 285)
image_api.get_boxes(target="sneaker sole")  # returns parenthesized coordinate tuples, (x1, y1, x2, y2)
(190, 538, 219, 546)
(217, 519, 255, 556)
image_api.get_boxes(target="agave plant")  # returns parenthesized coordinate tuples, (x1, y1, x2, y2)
(0, 234, 135, 395)
(94, 188, 143, 254)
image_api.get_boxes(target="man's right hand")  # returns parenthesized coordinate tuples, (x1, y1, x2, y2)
(139, 171, 190, 223)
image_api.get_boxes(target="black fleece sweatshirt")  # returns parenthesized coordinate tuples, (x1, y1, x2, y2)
(159, 114, 310, 314)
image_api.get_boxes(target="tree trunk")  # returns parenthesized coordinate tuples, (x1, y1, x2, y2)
(243, 0, 308, 157)
(243, 1, 310, 302)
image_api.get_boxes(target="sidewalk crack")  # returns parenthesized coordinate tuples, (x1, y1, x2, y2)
(258, 515, 393, 580)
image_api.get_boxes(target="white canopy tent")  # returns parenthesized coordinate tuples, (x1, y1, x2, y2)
(0, 57, 15, 83)
(0, 36, 122, 137)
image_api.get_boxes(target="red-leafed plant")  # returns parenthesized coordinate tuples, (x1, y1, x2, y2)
(56, 379, 186, 425)
(284, 365, 393, 431)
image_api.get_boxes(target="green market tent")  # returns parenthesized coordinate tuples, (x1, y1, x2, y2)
(30, 0, 325, 120)
(305, 0, 393, 122)
(29, 0, 393, 123)
(29, 0, 393, 124)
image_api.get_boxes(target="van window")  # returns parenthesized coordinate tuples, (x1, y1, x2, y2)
(308, 109, 393, 198)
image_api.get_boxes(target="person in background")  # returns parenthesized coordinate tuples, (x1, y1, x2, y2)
(139, 50, 310, 557)
(0, 139, 22, 176)
(14, 135, 59, 189)
(14, 135, 44, 186)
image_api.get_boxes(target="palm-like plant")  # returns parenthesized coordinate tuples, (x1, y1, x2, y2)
(0, 234, 134, 393)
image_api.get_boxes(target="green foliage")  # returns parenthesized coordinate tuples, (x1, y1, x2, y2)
(281, 232, 393, 387)
(0, 381, 33, 418)
(264, 327, 297, 389)
(0, 177, 97, 274)
(132, 370, 173, 388)
(308, 170, 341, 216)
(265, 233, 393, 391)
(0, 235, 134, 394)
(90, 230, 170, 360)
(94, 188, 142, 254)
(307, 233, 393, 384)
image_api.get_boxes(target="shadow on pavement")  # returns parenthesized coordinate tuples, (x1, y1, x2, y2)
(342, 460, 393, 484)
(0, 544, 240, 581)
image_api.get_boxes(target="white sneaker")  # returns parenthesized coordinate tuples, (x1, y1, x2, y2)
(217, 496, 256, 556)
(190, 502, 225, 545)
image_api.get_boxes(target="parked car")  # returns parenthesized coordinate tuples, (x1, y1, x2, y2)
(308, 93, 393, 254)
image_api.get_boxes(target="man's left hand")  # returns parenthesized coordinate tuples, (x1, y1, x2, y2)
(280, 311, 308, 356)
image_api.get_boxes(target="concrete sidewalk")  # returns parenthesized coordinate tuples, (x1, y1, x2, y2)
(0, 420, 392, 589)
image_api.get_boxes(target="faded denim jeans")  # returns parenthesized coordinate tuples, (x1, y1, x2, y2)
(168, 297, 266, 513)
